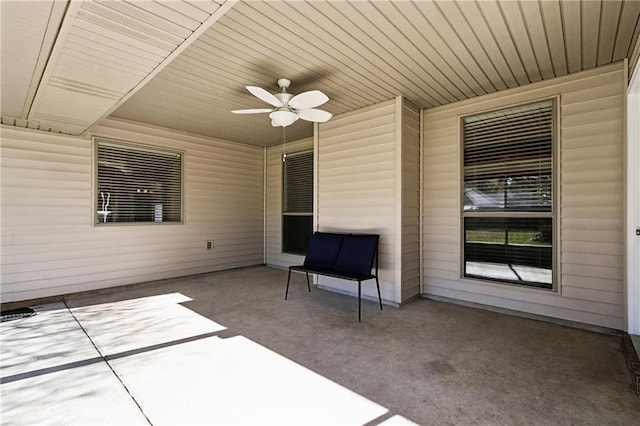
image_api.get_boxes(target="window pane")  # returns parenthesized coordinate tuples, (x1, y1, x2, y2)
(96, 140, 182, 224)
(464, 100, 553, 212)
(465, 175, 552, 212)
(462, 100, 554, 290)
(464, 217, 552, 289)
(283, 215, 313, 254)
(283, 151, 313, 213)
(283, 150, 313, 254)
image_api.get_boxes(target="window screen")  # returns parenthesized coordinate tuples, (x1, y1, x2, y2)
(462, 100, 554, 289)
(96, 139, 182, 224)
(283, 150, 313, 254)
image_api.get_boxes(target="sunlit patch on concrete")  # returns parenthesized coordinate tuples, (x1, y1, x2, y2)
(0, 302, 148, 425)
(2, 295, 391, 425)
(69, 293, 226, 355)
(110, 334, 388, 425)
(379, 415, 421, 425)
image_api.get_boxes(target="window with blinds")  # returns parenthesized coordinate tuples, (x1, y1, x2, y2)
(95, 139, 183, 224)
(462, 100, 555, 289)
(282, 150, 313, 254)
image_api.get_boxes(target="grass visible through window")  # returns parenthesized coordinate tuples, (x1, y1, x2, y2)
(466, 230, 551, 246)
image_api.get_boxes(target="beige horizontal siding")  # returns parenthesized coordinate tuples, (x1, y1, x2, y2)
(317, 100, 398, 302)
(401, 99, 421, 302)
(1, 118, 264, 302)
(421, 63, 625, 329)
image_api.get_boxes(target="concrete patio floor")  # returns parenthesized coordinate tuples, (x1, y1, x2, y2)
(1, 266, 639, 425)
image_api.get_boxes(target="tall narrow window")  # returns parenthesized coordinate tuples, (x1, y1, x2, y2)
(462, 100, 555, 289)
(95, 139, 183, 224)
(283, 150, 313, 254)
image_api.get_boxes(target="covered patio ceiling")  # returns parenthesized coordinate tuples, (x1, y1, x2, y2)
(2, 0, 640, 146)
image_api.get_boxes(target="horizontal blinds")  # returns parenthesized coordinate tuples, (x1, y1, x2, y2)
(96, 139, 182, 223)
(283, 150, 313, 213)
(463, 100, 553, 212)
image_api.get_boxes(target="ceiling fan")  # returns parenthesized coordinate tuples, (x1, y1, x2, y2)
(231, 78, 332, 127)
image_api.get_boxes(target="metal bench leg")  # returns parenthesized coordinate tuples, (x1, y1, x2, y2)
(305, 272, 311, 292)
(376, 277, 383, 310)
(358, 280, 362, 322)
(285, 268, 292, 300)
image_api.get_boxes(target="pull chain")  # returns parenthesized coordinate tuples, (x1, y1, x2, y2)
(282, 125, 287, 162)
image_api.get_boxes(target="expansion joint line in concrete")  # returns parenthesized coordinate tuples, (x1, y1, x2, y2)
(63, 300, 153, 425)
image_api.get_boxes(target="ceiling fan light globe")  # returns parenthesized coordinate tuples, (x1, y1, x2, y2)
(269, 110, 298, 127)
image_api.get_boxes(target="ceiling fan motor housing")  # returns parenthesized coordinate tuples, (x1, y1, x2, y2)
(277, 78, 291, 90)
(275, 92, 294, 105)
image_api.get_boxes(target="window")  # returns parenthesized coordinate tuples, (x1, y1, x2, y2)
(282, 150, 313, 254)
(462, 99, 555, 289)
(95, 138, 182, 224)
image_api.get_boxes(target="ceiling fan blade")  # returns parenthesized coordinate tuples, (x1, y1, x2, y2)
(296, 108, 333, 123)
(231, 108, 273, 114)
(246, 86, 282, 107)
(288, 90, 329, 109)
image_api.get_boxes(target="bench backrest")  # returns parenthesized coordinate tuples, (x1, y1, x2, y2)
(303, 232, 379, 276)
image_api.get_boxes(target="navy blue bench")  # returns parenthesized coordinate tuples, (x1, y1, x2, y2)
(285, 232, 382, 321)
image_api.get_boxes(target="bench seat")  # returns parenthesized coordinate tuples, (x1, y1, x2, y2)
(285, 232, 382, 321)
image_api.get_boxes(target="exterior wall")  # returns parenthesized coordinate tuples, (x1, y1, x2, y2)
(421, 63, 626, 329)
(315, 99, 397, 303)
(626, 57, 640, 334)
(312, 97, 421, 305)
(1, 117, 264, 303)
(265, 137, 313, 268)
(400, 98, 421, 302)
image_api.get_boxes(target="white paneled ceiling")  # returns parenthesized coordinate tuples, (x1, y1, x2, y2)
(0, 0, 67, 128)
(1, 0, 233, 134)
(2, 0, 640, 146)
